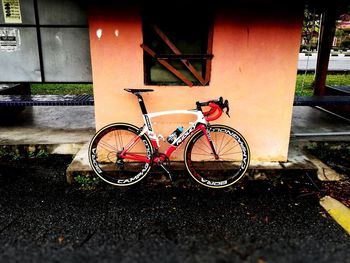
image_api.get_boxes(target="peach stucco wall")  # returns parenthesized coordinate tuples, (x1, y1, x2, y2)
(88, 3, 303, 162)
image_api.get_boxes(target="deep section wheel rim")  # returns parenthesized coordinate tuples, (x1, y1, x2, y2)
(185, 125, 250, 188)
(89, 124, 152, 186)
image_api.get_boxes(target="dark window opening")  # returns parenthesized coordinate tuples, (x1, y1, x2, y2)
(142, 2, 213, 87)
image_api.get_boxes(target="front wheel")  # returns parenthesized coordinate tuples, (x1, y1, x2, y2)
(88, 123, 153, 186)
(184, 124, 250, 188)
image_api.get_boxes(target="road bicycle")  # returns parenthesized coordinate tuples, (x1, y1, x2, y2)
(88, 88, 250, 188)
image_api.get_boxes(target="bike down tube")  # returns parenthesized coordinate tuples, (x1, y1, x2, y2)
(162, 123, 204, 159)
(163, 124, 210, 158)
(162, 123, 219, 159)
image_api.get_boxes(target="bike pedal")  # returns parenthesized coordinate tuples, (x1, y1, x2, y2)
(159, 164, 174, 182)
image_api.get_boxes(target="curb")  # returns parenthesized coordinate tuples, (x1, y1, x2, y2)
(320, 195, 350, 235)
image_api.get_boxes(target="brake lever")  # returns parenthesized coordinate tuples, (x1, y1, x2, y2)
(224, 99, 230, 118)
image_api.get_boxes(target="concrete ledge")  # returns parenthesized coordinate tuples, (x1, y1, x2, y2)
(1, 140, 342, 186)
(66, 143, 91, 184)
(289, 141, 346, 181)
(303, 152, 345, 181)
(66, 142, 325, 185)
(0, 143, 85, 157)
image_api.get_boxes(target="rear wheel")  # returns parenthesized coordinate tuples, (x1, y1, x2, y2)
(184, 124, 250, 188)
(88, 123, 153, 186)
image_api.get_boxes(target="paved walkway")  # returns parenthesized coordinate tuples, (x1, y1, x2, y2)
(0, 106, 95, 146)
(291, 106, 350, 139)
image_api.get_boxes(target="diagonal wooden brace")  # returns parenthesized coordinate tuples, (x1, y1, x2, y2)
(152, 25, 206, 86)
(141, 43, 194, 87)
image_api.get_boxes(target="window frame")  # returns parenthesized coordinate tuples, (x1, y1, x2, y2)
(141, 5, 214, 87)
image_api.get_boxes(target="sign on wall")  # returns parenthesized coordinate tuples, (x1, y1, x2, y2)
(2, 0, 22, 24)
(0, 27, 20, 51)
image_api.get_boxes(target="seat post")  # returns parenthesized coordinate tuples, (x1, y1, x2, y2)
(135, 93, 148, 115)
(124, 89, 153, 115)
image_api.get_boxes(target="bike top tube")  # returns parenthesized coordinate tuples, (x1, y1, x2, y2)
(124, 88, 228, 123)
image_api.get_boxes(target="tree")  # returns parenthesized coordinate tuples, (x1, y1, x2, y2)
(301, 7, 321, 51)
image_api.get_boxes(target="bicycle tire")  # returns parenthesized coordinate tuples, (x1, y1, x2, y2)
(88, 123, 153, 186)
(184, 124, 250, 188)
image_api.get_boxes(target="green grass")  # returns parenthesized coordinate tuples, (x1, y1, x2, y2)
(30, 74, 350, 96)
(295, 74, 315, 96)
(326, 74, 350, 87)
(30, 83, 93, 95)
(295, 73, 350, 96)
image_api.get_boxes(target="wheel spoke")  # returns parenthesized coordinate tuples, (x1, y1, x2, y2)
(113, 131, 122, 149)
(98, 140, 118, 152)
(118, 130, 124, 148)
(192, 142, 212, 155)
(218, 136, 234, 155)
(217, 132, 225, 154)
(220, 145, 241, 156)
(191, 152, 215, 157)
(219, 151, 243, 156)
(198, 138, 212, 152)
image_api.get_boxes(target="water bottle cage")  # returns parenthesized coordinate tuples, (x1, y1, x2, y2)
(167, 127, 183, 144)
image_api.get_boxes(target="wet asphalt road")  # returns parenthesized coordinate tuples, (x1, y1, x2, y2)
(298, 54, 350, 71)
(0, 156, 349, 263)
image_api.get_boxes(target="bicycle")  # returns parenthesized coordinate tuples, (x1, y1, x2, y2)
(88, 88, 250, 188)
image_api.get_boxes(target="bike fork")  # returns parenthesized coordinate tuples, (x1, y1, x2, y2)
(202, 125, 219, 160)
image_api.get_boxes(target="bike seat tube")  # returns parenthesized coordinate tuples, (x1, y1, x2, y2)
(136, 93, 148, 114)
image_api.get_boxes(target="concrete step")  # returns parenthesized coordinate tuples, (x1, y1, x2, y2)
(66, 142, 91, 184)
(66, 141, 344, 186)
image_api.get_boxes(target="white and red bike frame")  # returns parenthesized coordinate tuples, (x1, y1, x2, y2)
(119, 91, 226, 164)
